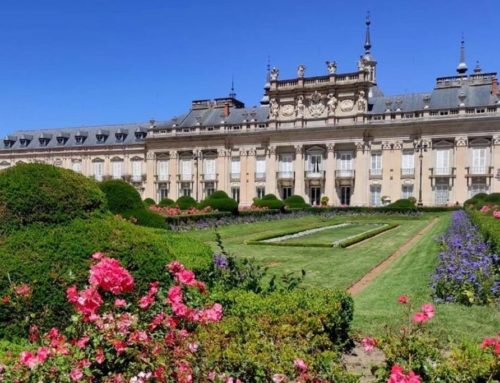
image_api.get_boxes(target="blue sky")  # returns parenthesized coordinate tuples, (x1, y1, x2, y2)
(0, 0, 498, 136)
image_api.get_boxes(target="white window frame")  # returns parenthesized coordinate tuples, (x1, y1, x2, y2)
(112, 160, 123, 179)
(157, 159, 169, 182)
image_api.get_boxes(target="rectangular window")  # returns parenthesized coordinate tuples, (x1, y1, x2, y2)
(370, 185, 381, 206)
(338, 152, 353, 177)
(435, 182, 449, 205)
(93, 161, 103, 182)
(205, 182, 215, 197)
(203, 158, 216, 181)
(72, 161, 82, 174)
(181, 182, 191, 197)
(471, 148, 486, 174)
(231, 187, 240, 203)
(231, 157, 240, 180)
(159, 187, 168, 200)
(470, 180, 488, 197)
(435, 150, 450, 175)
(112, 161, 123, 179)
(256, 157, 266, 180)
(370, 153, 382, 176)
(157, 160, 169, 181)
(308, 154, 322, 173)
(279, 154, 293, 178)
(180, 159, 192, 181)
(256, 186, 265, 199)
(401, 152, 415, 176)
(131, 160, 142, 182)
(401, 185, 414, 199)
(281, 186, 292, 200)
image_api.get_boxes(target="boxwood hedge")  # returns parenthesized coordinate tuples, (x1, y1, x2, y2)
(0, 163, 106, 233)
(253, 194, 284, 210)
(98, 179, 144, 214)
(284, 195, 310, 209)
(199, 190, 238, 212)
(176, 196, 198, 210)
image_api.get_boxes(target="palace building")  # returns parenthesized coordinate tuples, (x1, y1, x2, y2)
(1, 18, 499, 207)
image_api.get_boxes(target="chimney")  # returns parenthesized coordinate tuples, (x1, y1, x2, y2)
(492, 78, 498, 96)
(224, 102, 230, 117)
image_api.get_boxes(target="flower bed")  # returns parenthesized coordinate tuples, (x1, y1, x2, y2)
(431, 210, 499, 305)
(469, 206, 500, 254)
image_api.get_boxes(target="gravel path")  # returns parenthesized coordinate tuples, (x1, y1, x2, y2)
(347, 217, 439, 296)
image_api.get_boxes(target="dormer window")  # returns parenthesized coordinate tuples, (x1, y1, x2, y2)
(75, 131, 88, 144)
(39, 137, 50, 146)
(19, 135, 33, 147)
(96, 130, 109, 143)
(56, 133, 69, 145)
(3, 136, 16, 148)
(115, 129, 128, 142)
(134, 128, 147, 140)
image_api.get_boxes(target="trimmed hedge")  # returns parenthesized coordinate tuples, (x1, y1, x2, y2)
(165, 211, 232, 225)
(253, 194, 284, 210)
(99, 180, 144, 214)
(121, 208, 167, 229)
(199, 190, 238, 212)
(337, 223, 399, 248)
(158, 198, 175, 207)
(284, 195, 310, 209)
(197, 288, 354, 382)
(0, 214, 212, 338)
(176, 196, 198, 210)
(0, 163, 106, 233)
(468, 210, 500, 254)
(143, 198, 156, 206)
(386, 198, 416, 209)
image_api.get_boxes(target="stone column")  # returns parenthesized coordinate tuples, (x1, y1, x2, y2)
(352, 142, 368, 206)
(245, 148, 257, 206)
(266, 146, 277, 196)
(239, 149, 248, 206)
(294, 145, 305, 199)
(324, 143, 335, 205)
(491, 136, 500, 193)
(194, 149, 202, 202)
(144, 151, 156, 201)
(454, 136, 468, 204)
(217, 149, 228, 195)
(170, 151, 179, 200)
(420, 139, 433, 206)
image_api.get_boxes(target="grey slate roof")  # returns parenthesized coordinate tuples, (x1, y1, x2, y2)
(1, 123, 149, 151)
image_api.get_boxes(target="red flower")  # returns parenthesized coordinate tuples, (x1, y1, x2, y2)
(361, 337, 376, 353)
(14, 283, 32, 298)
(398, 295, 409, 304)
(89, 257, 134, 295)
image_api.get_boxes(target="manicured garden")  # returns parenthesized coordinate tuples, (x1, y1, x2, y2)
(0, 164, 498, 382)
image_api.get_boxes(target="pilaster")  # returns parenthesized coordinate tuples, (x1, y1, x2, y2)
(352, 142, 368, 206)
(266, 146, 277, 196)
(170, 151, 179, 200)
(324, 143, 335, 205)
(144, 151, 155, 200)
(294, 145, 305, 198)
(454, 136, 468, 203)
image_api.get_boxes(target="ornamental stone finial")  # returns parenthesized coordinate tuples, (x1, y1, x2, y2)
(297, 64, 305, 78)
(270, 67, 279, 81)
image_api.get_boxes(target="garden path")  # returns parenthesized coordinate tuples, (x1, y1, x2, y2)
(347, 217, 439, 296)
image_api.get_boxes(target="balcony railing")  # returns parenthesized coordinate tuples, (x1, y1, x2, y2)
(155, 174, 170, 183)
(431, 167, 454, 177)
(335, 169, 355, 178)
(401, 168, 415, 178)
(230, 172, 240, 182)
(202, 173, 217, 182)
(305, 170, 325, 179)
(466, 166, 493, 177)
(277, 171, 295, 180)
(369, 168, 382, 178)
(255, 172, 266, 181)
(131, 174, 146, 183)
(177, 174, 194, 182)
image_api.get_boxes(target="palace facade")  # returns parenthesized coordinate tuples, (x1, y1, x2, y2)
(1, 19, 499, 207)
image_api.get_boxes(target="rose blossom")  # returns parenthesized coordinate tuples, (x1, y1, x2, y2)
(89, 257, 134, 295)
(398, 295, 409, 304)
(361, 337, 376, 353)
(70, 367, 83, 381)
(293, 358, 308, 372)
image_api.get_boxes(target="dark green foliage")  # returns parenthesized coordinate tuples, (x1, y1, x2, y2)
(253, 194, 284, 210)
(387, 198, 416, 208)
(469, 210, 500, 254)
(0, 163, 106, 233)
(199, 190, 238, 212)
(0, 214, 212, 338)
(121, 208, 167, 229)
(175, 196, 198, 210)
(158, 198, 175, 207)
(143, 198, 156, 206)
(197, 288, 354, 382)
(485, 192, 500, 204)
(164, 211, 232, 224)
(284, 195, 310, 209)
(98, 180, 143, 214)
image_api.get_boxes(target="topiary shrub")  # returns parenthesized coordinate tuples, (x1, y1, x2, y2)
(199, 191, 238, 213)
(484, 193, 500, 205)
(253, 194, 284, 210)
(284, 195, 310, 209)
(0, 214, 212, 338)
(158, 198, 175, 207)
(176, 196, 198, 210)
(0, 163, 106, 233)
(143, 198, 156, 206)
(387, 198, 416, 209)
(121, 208, 167, 229)
(99, 180, 144, 214)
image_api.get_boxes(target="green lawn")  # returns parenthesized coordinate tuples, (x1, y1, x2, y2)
(351, 214, 500, 343)
(186, 214, 431, 290)
(278, 222, 384, 245)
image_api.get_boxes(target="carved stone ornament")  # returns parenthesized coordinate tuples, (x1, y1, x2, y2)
(296, 96, 305, 118)
(357, 91, 367, 112)
(382, 142, 392, 150)
(297, 64, 305, 78)
(340, 99, 354, 112)
(393, 141, 403, 150)
(268, 146, 277, 155)
(455, 136, 468, 147)
(270, 99, 280, 118)
(170, 151, 178, 159)
(281, 104, 295, 117)
(146, 152, 155, 160)
(327, 94, 338, 116)
(247, 148, 257, 156)
(270, 67, 279, 81)
(355, 142, 364, 151)
(326, 61, 337, 74)
(327, 143, 335, 152)
(493, 136, 500, 145)
(294, 145, 303, 154)
(308, 91, 326, 117)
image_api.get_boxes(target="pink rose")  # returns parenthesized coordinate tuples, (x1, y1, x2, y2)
(412, 312, 428, 324)
(70, 367, 83, 381)
(361, 337, 376, 353)
(293, 358, 308, 372)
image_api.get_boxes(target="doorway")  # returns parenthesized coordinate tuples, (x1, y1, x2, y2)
(340, 186, 351, 206)
(310, 187, 321, 206)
